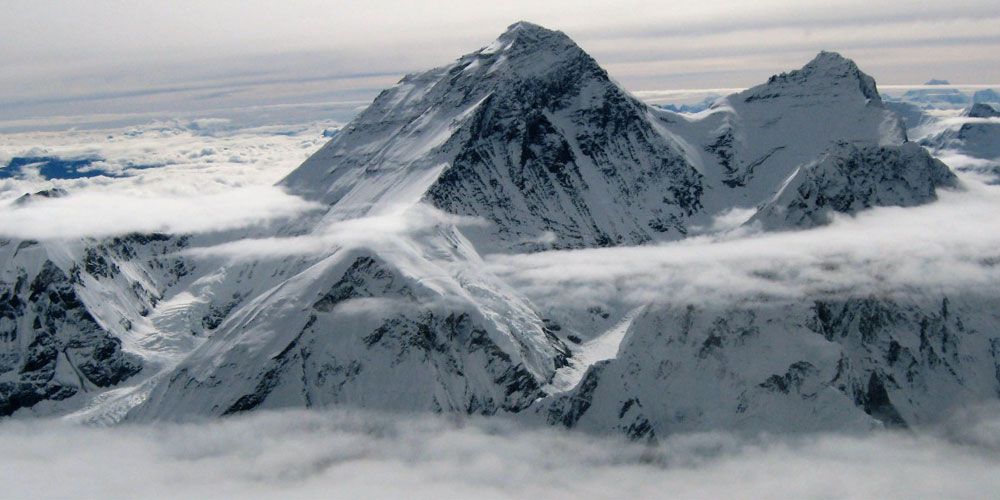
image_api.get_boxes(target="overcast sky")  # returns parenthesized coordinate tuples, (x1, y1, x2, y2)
(3, 0, 1000, 127)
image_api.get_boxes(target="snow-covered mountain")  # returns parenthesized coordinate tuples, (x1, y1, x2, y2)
(129, 222, 570, 420)
(1, 22, 992, 435)
(281, 33, 910, 251)
(656, 50, 908, 218)
(282, 22, 705, 251)
(540, 292, 1000, 438)
(0, 231, 190, 417)
(922, 103, 1000, 161)
(918, 103, 1000, 183)
(748, 142, 957, 231)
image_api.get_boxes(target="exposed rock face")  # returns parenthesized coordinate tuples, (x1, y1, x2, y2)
(0, 231, 196, 416)
(280, 44, 917, 251)
(541, 293, 1000, 437)
(14, 187, 68, 206)
(658, 51, 909, 216)
(748, 142, 958, 230)
(965, 103, 1000, 119)
(130, 240, 568, 420)
(0, 257, 140, 416)
(0, 24, 985, 435)
(281, 22, 704, 252)
(742, 51, 882, 104)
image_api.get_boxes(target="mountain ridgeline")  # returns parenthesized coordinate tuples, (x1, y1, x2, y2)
(281, 22, 705, 251)
(2, 22, 994, 438)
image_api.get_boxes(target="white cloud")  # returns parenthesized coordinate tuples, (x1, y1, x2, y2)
(486, 177, 1000, 308)
(1, 407, 999, 499)
(179, 204, 488, 261)
(0, 186, 320, 240)
(0, 120, 331, 240)
(911, 114, 1000, 142)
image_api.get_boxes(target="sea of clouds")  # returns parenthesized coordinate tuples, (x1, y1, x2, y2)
(2, 407, 1000, 499)
(0, 118, 332, 239)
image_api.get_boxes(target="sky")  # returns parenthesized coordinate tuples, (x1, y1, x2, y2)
(3, 0, 1000, 129)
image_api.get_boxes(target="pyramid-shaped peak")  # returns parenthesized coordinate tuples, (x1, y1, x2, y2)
(499, 21, 567, 41)
(796, 51, 870, 83)
(741, 50, 881, 103)
(503, 21, 551, 35)
(438, 21, 603, 85)
(484, 21, 579, 57)
(805, 51, 857, 69)
(799, 51, 879, 99)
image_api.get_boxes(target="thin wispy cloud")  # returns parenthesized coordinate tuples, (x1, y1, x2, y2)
(3, 1, 1000, 128)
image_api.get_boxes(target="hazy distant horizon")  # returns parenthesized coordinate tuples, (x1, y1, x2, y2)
(3, 0, 1000, 129)
(2, 82, 997, 134)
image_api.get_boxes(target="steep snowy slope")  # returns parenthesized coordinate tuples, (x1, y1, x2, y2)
(657, 51, 908, 216)
(748, 142, 958, 231)
(130, 221, 569, 420)
(540, 293, 1000, 438)
(0, 22, 985, 431)
(280, 34, 918, 253)
(0, 232, 196, 416)
(282, 22, 704, 251)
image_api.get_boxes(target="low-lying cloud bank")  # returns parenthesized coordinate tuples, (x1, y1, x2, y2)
(0, 119, 330, 240)
(0, 186, 320, 240)
(487, 178, 1000, 307)
(2, 408, 999, 499)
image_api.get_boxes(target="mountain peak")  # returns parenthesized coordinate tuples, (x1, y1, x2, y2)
(741, 51, 881, 104)
(501, 20, 550, 36)
(483, 21, 579, 60)
(808, 51, 880, 99)
(804, 50, 856, 70)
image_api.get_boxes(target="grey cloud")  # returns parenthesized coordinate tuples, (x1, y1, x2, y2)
(2, 407, 1000, 499)
(4, 1, 1000, 128)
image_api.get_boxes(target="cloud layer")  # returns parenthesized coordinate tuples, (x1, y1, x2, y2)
(2, 407, 1000, 499)
(4, 1, 1000, 129)
(0, 120, 329, 239)
(486, 178, 1000, 307)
